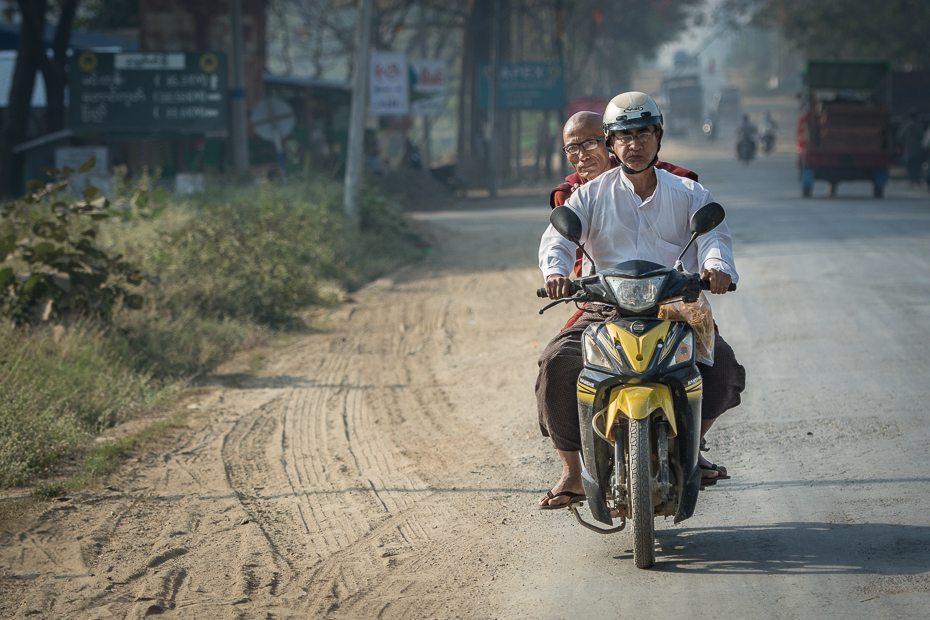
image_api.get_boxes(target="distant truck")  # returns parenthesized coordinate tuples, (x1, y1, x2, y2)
(797, 60, 891, 198)
(662, 72, 703, 137)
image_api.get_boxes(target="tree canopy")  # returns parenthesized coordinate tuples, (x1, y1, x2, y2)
(726, 0, 930, 69)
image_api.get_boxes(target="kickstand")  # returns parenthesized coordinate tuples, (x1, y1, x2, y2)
(567, 504, 627, 534)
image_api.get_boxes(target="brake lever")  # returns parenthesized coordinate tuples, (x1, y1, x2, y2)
(538, 294, 583, 315)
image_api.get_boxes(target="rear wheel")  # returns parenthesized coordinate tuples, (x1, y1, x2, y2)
(629, 417, 655, 569)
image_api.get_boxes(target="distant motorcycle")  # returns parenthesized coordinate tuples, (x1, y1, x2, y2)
(737, 135, 756, 163)
(736, 124, 757, 164)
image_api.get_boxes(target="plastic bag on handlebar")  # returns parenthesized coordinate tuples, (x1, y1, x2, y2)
(658, 292, 714, 365)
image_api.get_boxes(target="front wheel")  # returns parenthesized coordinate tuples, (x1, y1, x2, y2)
(629, 417, 655, 569)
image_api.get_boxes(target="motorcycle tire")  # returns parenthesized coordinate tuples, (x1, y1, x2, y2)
(629, 417, 656, 569)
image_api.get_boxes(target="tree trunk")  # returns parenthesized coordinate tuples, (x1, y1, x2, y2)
(43, 0, 79, 134)
(0, 0, 47, 197)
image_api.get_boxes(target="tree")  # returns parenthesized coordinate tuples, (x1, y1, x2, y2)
(724, 0, 930, 69)
(0, 0, 79, 197)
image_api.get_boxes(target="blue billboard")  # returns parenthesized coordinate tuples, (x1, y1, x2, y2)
(477, 62, 565, 110)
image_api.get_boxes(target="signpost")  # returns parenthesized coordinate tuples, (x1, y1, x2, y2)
(68, 51, 228, 134)
(477, 62, 565, 110)
(250, 97, 296, 181)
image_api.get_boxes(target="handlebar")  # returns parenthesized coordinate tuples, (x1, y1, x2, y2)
(538, 279, 735, 298)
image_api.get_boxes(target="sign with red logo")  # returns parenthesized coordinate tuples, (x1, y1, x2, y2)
(410, 60, 447, 116)
(370, 51, 409, 116)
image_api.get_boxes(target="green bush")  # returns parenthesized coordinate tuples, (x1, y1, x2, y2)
(150, 183, 341, 326)
(0, 160, 157, 325)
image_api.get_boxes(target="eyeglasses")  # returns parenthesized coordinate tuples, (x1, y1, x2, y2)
(562, 137, 605, 156)
(612, 130, 657, 146)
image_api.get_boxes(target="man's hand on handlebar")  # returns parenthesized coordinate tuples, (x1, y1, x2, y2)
(701, 268, 732, 294)
(545, 274, 574, 300)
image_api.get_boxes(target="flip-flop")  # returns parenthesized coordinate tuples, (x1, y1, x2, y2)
(700, 462, 731, 481)
(538, 490, 586, 510)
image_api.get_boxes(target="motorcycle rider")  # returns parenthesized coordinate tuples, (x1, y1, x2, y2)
(537, 91, 746, 508)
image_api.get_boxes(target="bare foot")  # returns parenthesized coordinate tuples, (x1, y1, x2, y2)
(539, 450, 585, 508)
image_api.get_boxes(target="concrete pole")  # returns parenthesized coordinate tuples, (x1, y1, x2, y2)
(229, 0, 250, 174)
(419, 0, 431, 171)
(344, 0, 373, 225)
(487, 0, 500, 197)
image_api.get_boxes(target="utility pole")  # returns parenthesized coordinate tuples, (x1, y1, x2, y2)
(419, 0, 431, 171)
(344, 0, 373, 225)
(487, 0, 500, 197)
(229, 0, 250, 174)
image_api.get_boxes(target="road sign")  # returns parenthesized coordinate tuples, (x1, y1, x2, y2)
(410, 60, 446, 116)
(477, 62, 565, 110)
(250, 97, 296, 142)
(68, 51, 228, 135)
(370, 51, 409, 116)
(250, 97, 296, 181)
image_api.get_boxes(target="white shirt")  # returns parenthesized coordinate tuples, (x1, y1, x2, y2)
(539, 167, 738, 282)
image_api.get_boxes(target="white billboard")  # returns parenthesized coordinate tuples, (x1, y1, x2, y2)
(369, 51, 408, 116)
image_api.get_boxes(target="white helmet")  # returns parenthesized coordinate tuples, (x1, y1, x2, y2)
(603, 91, 663, 134)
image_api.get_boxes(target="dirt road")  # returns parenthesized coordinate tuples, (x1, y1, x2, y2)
(2, 137, 930, 619)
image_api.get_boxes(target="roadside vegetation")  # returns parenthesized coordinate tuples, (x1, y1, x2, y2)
(0, 161, 425, 496)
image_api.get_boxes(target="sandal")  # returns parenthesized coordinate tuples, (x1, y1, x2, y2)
(538, 490, 586, 509)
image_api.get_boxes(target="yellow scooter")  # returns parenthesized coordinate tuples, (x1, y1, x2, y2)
(537, 202, 734, 569)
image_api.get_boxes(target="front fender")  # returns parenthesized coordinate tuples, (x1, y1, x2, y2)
(604, 384, 677, 439)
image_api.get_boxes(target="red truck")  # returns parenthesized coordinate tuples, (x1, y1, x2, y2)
(798, 61, 891, 198)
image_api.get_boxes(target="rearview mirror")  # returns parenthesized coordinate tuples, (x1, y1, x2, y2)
(690, 202, 725, 236)
(550, 206, 583, 245)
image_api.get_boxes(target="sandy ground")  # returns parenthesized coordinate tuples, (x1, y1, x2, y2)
(2, 126, 930, 619)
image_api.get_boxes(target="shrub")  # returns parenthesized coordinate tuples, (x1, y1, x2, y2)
(0, 160, 157, 325)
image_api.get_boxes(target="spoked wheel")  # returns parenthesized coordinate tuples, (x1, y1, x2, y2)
(628, 417, 655, 569)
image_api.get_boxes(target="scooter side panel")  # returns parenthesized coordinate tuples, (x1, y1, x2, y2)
(577, 369, 616, 526)
(674, 366, 703, 523)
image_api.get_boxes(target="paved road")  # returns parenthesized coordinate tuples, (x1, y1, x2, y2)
(484, 138, 930, 619)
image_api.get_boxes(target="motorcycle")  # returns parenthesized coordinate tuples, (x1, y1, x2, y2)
(758, 124, 776, 155)
(737, 132, 756, 163)
(536, 202, 735, 569)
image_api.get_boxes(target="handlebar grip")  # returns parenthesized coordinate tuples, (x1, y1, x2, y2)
(536, 282, 582, 299)
(700, 279, 737, 292)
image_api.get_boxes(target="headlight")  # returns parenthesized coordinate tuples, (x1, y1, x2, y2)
(583, 333, 613, 370)
(662, 330, 694, 369)
(605, 275, 667, 312)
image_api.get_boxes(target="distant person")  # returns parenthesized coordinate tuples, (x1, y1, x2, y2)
(923, 126, 930, 190)
(898, 111, 925, 187)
